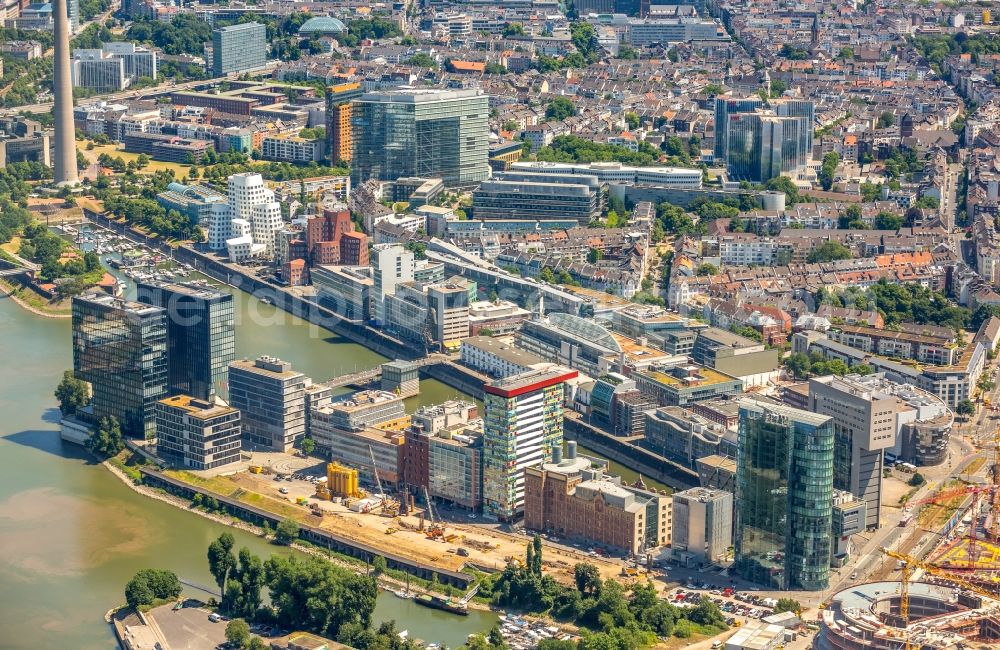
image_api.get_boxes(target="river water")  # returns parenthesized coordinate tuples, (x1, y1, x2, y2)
(0, 283, 495, 649)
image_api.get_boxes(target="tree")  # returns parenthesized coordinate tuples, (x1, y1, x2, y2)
(88, 415, 124, 457)
(784, 353, 812, 379)
(227, 547, 266, 618)
(502, 119, 519, 132)
(274, 518, 300, 545)
(407, 53, 437, 69)
(264, 554, 377, 639)
(819, 152, 839, 191)
(574, 563, 602, 596)
(545, 97, 577, 121)
(124, 568, 182, 608)
(124, 574, 155, 608)
(970, 305, 1000, 331)
(956, 399, 976, 418)
(807, 241, 852, 263)
(300, 437, 316, 455)
(909, 472, 926, 487)
(225, 619, 251, 648)
(763, 176, 802, 205)
(54, 370, 89, 415)
(878, 111, 895, 129)
(587, 247, 604, 264)
(539, 267, 557, 284)
(874, 212, 903, 231)
(774, 598, 802, 615)
(208, 533, 238, 597)
(531, 534, 543, 576)
(372, 555, 387, 578)
(624, 112, 639, 130)
(695, 263, 718, 276)
(503, 23, 525, 37)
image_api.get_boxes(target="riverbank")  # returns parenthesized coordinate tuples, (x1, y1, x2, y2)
(97, 451, 493, 611)
(0, 277, 71, 318)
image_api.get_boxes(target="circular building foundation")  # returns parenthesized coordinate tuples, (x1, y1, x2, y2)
(817, 581, 1000, 650)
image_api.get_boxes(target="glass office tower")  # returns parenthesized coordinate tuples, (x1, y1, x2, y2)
(136, 280, 235, 401)
(351, 88, 491, 187)
(72, 293, 168, 439)
(735, 400, 834, 591)
(713, 97, 814, 182)
(212, 22, 266, 77)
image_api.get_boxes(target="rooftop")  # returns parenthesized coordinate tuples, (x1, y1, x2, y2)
(327, 390, 403, 413)
(74, 291, 164, 317)
(230, 356, 304, 379)
(484, 366, 579, 399)
(158, 394, 237, 419)
(463, 335, 546, 367)
(358, 87, 484, 104)
(739, 399, 833, 427)
(641, 364, 738, 389)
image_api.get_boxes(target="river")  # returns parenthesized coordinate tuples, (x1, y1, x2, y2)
(0, 282, 495, 649)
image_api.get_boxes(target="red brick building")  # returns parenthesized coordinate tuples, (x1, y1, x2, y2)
(304, 206, 367, 266)
(339, 231, 369, 266)
(283, 258, 308, 286)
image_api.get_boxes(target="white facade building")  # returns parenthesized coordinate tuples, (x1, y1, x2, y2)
(207, 173, 285, 259)
(371, 244, 415, 325)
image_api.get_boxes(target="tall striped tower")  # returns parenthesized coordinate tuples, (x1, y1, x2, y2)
(52, 0, 79, 185)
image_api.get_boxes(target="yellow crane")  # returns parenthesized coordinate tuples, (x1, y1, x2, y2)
(880, 546, 1000, 617)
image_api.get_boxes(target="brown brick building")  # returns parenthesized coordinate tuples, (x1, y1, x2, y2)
(524, 444, 671, 555)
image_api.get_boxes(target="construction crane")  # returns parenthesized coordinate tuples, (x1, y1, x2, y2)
(880, 547, 1000, 650)
(423, 486, 445, 540)
(881, 546, 1000, 610)
(368, 445, 396, 514)
(989, 427, 1000, 541)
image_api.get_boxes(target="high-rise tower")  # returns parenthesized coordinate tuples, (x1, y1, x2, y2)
(52, 0, 79, 185)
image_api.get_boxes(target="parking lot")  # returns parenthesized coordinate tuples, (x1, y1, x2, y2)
(146, 603, 229, 650)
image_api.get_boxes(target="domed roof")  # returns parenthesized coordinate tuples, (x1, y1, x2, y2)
(298, 16, 346, 35)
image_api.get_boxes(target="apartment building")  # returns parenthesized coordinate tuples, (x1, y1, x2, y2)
(483, 367, 577, 520)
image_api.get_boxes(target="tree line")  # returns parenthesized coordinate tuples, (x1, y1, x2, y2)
(477, 536, 728, 649)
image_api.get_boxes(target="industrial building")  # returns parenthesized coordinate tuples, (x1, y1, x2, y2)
(136, 280, 235, 402)
(212, 22, 267, 76)
(670, 487, 733, 567)
(351, 88, 491, 187)
(713, 97, 815, 182)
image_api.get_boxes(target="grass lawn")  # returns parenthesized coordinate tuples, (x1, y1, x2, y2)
(0, 236, 21, 256)
(165, 469, 242, 498)
(78, 140, 195, 178)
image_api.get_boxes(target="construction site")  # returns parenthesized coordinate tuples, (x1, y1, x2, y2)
(817, 430, 1000, 649)
(164, 455, 625, 585)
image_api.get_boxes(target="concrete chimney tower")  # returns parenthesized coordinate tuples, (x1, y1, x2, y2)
(52, 0, 79, 185)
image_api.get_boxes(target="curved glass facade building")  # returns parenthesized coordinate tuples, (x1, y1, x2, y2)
(735, 400, 834, 591)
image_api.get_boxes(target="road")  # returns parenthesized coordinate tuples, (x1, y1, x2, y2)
(1, 61, 281, 116)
